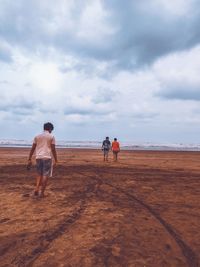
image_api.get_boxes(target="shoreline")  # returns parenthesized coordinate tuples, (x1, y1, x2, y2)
(0, 145, 200, 152)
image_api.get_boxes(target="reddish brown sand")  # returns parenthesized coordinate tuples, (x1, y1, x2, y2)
(0, 148, 200, 267)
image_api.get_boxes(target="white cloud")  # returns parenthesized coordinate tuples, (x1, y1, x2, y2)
(38, 0, 79, 35)
(29, 62, 62, 93)
(153, 45, 200, 100)
(146, 0, 196, 17)
(0, 38, 12, 62)
(77, 0, 116, 43)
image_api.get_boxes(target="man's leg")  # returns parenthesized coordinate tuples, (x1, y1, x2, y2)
(35, 159, 42, 195)
(106, 151, 109, 161)
(34, 175, 42, 195)
(40, 175, 49, 197)
(40, 159, 51, 197)
(103, 150, 107, 161)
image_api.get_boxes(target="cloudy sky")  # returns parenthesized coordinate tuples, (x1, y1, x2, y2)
(0, 0, 200, 143)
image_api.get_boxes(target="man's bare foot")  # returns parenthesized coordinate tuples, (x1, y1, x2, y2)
(33, 190, 39, 196)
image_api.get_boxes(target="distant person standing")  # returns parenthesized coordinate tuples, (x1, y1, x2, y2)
(112, 138, 120, 162)
(102, 136, 111, 161)
(27, 122, 58, 197)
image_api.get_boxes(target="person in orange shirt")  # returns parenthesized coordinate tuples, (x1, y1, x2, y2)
(112, 138, 120, 162)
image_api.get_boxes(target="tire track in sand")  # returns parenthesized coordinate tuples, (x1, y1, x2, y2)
(8, 181, 97, 267)
(90, 171, 199, 267)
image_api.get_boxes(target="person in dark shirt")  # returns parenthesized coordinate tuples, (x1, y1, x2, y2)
(102, 136, 111, 161)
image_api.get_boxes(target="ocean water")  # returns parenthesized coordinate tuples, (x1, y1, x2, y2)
(0, 139, 200, 151)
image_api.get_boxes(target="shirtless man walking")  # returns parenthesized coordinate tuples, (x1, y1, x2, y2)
(27, 122, 58, 197)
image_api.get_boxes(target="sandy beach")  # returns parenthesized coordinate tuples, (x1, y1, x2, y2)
(0, 147, 200, 267)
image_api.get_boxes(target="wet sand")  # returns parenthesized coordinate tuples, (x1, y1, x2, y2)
(0, 148, 200, 267)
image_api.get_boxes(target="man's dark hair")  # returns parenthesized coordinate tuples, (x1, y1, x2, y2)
(106, 136, 109, 139)
(44, 122, 54, 131)
(114, 138, 117, 141)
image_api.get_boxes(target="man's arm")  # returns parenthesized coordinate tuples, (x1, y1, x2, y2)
(51, 144, 58, 164)
(27, 143, 36, 169)
(28, 143, 36, 161)
(109, 141, 111, 150)
(102, 141, 104, 150)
